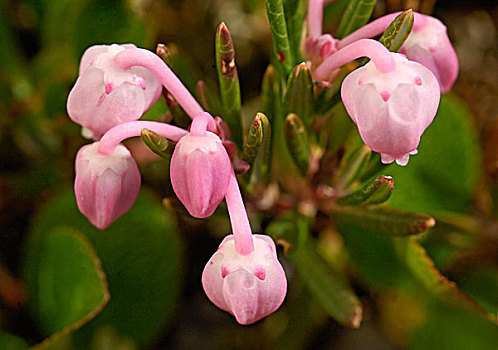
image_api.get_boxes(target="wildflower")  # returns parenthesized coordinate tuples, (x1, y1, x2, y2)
(74, 142, 141, 229)
(341, 52, 440, 165)
(202, 234, 287, 325)
(67, 44, 162, 139)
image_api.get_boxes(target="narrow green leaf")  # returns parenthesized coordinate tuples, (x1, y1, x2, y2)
(336, 0, 376, 38)
(284, 63, 314, 129)
(216, 22, 243, 149)
(266, 0, 295, 78)
(284, 113, 310, 175)
(141, 129, 174, 158)
(246, 113, 272, 185)
(379, 10, 414, 52)
(291, 243, 363, 328)
(337, 175, 394, 205)
(333, 144, 371, 189)
(394, 238, 495, 321)
(283, 0, 305, 64)
(333, 205, 436, 236)
(242, 114, 264, 164)
(261, 65, 277, 123)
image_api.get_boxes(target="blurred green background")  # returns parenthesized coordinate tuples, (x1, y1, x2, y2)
(0, 0, 497, 349)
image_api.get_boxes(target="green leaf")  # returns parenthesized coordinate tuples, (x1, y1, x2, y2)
(245, 113, 272, 186)
(333, 205, 436, 237)
(25, 227, 109, 349)
(336, 0, 376, 38)
(23, 189, 182, 347)
(141, 128, 174, 158)
(163, 90, 192, 129)
(195, 80, 222, 116)
(0, 332, 28, 350)
(411, 300, 498, 350)
(284, 113, 310, 175)
(266, 0, 295, 78)
(284, 63, 314, 130)
(379, 9, 414, 52)
(394, 238, 494, 320)
(291, 243, 363, 328)
(215, 23, 243, 149)
(337, 175, 394, 205)
(332, 144, 371, 189)
(283, 0, 305, 64)
(387, 95, 481, 213)
(261, 65, 277, 123)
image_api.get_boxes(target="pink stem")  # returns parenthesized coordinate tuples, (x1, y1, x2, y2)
(313, 39, 395, 80)
(190, 112, 217, 137)
(225, 170, 254, 255)
(308, 0, 324, 38)
(337, 12, 427, 49)
(98, 121, 188, 155)
(114, 48, 204, 119)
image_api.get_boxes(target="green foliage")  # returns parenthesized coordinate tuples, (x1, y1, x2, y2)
(266, 0, 294, 78)
(379, 10, 414, 52)
(0, 332, 28, 350)
(23, 189, 182, 347)
(387, 95, 481, 214)
(336, 0, 376, 38)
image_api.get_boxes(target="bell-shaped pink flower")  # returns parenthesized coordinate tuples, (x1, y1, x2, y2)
(341, 53, 440, 165)
(170, 131, 231, 218)
(67, 44, 162, 140)
(401, 15, 458, 93)
(202, 234, 287, 325)
(74, 141, 141, 229)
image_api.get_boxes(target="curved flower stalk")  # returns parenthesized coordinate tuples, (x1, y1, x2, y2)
(67, 44, 162, 140)
(337, 12, 458, 92)
(202, 171, 287, 325)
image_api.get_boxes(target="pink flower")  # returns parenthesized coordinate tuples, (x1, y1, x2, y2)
(401, 15, 458, 93)
(202, 234, 287, 325)
(170, 128, 231, 218)
(304, 34, 338, 66)
(74, 141, 141, 229)
(341, 53, 440, 165)
(67, 44, 162, 140)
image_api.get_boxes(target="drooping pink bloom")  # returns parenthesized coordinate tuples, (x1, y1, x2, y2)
(400, 15, 458, 93)
(170, 113, 231, 218)
(202, 234, 287, 325)
(341, 53, 440, 165)
(74, 141, 141, 229)
(67, 44, 162, 140)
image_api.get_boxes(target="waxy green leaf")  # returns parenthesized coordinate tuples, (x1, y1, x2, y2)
(284, 63, 314, 129)
(333, 205, 436, 237)
(243, 114, 264, 164)
(337, 175, 394, 205)
(336, 0, 376, 38)
(25, 227, 109, 349)
(141, 128, 174, 158)
(283, 0, 305, 64)
(266, 0, 295, 78)
(284, 113, 310, 175)
(379, 10, 414, 52)
(291, 243, 362, 328)
(215, 22, 243, 149)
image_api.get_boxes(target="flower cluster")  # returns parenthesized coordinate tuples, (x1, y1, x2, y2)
(67, 44, 286, 325)
(304, 1, 458, 165)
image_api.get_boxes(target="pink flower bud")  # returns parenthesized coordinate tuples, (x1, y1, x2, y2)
(202, 234, 287, 325)
(67, 44, 162, 140)
(74, 142, 141, 229)
(170, 131, 231, 218)
(304, 34, 338, 66)
(341, 53, 440, 165)
(401, 15, 459, 93)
